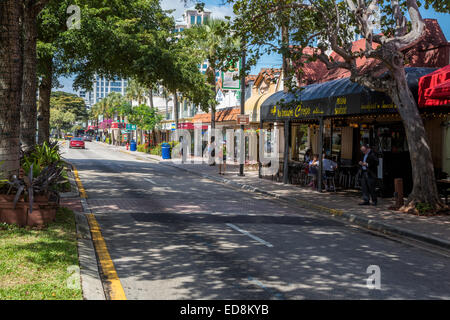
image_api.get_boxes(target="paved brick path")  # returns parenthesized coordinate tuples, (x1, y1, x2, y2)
(97, 142, 450, 247)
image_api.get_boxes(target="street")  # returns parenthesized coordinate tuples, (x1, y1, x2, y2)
(64, 141, 450, 300)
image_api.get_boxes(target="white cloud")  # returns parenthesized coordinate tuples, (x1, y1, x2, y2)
(209, 5, 235, 20)
(160, 0, 188, 18)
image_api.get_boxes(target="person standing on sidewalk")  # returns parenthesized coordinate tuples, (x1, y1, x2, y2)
(358, 144, 379, 206)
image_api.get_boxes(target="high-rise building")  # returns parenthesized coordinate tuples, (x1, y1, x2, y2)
(78, 75, 128, 108)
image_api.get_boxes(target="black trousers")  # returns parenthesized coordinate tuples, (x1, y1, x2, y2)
(361, 171, 377, 203)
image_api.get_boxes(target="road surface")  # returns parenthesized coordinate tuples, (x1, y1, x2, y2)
(64, 141, 450, 299)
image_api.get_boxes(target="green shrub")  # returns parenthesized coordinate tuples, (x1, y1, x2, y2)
(150, 144, 162, 156)
(21, 142, 64, 177)
(137, 144, 147, 153)
(416, 202, 433, 215)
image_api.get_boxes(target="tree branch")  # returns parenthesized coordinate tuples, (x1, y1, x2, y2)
(251, 3, 312, 21)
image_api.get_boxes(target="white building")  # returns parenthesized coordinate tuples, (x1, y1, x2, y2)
(78, 75, 128, 108)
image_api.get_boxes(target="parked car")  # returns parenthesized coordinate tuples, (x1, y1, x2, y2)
(64, 133, 74, 140)
(69, 137, 85, 149)
(83, 135, 92, 142)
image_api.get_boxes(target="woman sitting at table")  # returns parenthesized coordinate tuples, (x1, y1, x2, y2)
(322, 154, 338, 191)
(308, 154, 319, 188)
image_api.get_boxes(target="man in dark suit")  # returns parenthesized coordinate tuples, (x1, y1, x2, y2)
(358, 144, 379, 206)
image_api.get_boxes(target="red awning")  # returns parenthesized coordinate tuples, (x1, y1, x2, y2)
(418, 65, 450, 107)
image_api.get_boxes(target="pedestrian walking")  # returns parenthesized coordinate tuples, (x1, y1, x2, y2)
(358, 144, 379, 206)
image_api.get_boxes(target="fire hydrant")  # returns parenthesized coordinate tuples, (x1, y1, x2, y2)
(126, 142, 129, 150)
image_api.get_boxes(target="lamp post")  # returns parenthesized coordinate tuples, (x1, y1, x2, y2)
(238, 40, 246, 177)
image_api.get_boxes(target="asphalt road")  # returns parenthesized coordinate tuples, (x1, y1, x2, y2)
(64, 141, 450, 299)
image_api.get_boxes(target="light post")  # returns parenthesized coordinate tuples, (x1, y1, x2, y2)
(238, 39, 246, 177)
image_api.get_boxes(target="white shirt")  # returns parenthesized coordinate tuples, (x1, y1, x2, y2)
(322, 158, 337, 171)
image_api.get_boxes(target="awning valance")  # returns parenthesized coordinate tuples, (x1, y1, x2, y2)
(261, 67, 437, 122)
(419, 65, 450, 107)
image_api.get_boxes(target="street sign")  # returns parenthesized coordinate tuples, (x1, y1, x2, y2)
(236, 114, 249, 125)
(126, 124, 136, 130)
(221, 58, 241, 90)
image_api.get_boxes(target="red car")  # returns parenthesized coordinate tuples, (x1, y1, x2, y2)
(69, 137, 85, 149)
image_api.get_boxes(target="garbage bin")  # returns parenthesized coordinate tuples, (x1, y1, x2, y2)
(130, 140, 137, 152)
(161, 143, 171, 159)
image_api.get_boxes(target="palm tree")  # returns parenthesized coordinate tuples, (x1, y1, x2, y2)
(125, 79, 147, 106)
(0, 0, 22, 177)
(126, 79, 149, 143)
(192, 18, 229, 131)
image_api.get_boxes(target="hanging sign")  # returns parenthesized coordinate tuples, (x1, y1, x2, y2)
(221, 58, 241, 90)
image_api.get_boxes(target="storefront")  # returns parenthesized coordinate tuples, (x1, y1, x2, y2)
(260, 67, 449, 197)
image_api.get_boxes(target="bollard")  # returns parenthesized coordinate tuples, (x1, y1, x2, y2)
(394, 178, 404, 207)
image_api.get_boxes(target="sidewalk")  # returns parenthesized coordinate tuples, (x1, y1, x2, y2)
(98, 141, 450, 250)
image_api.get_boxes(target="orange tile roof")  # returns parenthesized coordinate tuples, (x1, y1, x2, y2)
(193, 108, 240, 123)
(294, 19, 449, 84)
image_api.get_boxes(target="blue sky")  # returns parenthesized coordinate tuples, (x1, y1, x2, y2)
(59, 0, 449, 93)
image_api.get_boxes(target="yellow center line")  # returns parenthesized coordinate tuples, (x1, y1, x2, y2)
(72, 165, 87, 199)
(70, 162, 127, 300)
(87, 214, 127, 300)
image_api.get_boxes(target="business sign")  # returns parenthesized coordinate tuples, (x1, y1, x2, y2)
(171, 123, 176, 131)
(112, 122, 126, 129)
(236, 114, 249, 125)
(221, 58, 241, 90)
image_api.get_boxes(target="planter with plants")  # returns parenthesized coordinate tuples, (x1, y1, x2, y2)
(0, 142, 66, 227)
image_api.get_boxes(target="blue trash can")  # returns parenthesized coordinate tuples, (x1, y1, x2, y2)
(161, 143, 171, 159)
(130, 140, 137, 152)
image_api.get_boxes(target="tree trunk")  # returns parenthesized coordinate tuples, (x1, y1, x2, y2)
(389, 67, 445, 212)
(281, 23, 290, 92)
(0, 0, 22, 178)
(38, 59, 52, 144)
(149, 88, 154, 109)
(173, 90, 179, 132)
(20, 6, 38, 151)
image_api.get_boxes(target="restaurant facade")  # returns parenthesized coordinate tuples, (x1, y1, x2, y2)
(259, 67, 450, 197)
(257, 19, 450, 197)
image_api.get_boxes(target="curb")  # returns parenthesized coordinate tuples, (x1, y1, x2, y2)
(63, 160, 107, 300)
(101, 141, 450, 251)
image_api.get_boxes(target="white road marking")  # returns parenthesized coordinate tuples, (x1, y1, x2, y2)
(144, 178, 157, 185)
(226, 223, 274, 248)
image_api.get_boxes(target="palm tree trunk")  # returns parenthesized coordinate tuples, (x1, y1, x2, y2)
(20, 5, 38, 151)
(38, 58, 52, 144)
(0, 0, 22, 178)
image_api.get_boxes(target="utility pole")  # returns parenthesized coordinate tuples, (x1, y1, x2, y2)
(238, 39, 246, 176)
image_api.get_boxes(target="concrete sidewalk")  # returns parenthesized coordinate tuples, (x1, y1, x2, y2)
(97, 141, 450, 250)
